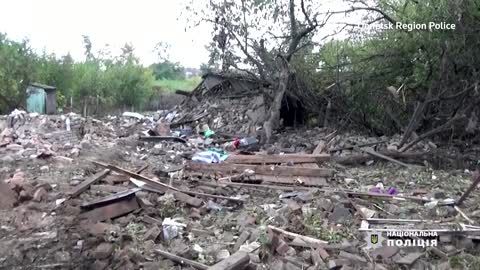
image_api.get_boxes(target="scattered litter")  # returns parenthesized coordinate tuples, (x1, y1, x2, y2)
(162, 218, 187, 241)
(204, 129, 215, 138)
(0, 97, 478, 270)
(192, 150, 228, 163)
(122, 112, 144, 120)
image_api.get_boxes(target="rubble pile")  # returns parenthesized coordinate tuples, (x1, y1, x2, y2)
(0, 104, 480, 270)
(169, 95, 267, 137)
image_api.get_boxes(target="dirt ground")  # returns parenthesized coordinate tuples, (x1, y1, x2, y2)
(1, 109, 479, 270)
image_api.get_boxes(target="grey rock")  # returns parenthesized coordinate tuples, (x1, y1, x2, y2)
(93, 243, 113, 260)
(328, 205, 352, 224)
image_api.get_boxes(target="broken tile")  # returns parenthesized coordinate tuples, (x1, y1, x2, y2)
(371, 246, 399, 261)
(328, 205, 352, 224)
(338, 251, 367, 263)
(393, 252, 423, 265)
(33, 187, 47, 202)
(93, 243, 113, 260)
(143, 225, 161, 241)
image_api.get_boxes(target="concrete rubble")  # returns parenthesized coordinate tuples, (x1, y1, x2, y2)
(0, 101, 480, 270)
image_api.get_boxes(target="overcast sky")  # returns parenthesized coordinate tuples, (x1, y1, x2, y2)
(0, 0, 356, 68)
(0, 0, 212, 67)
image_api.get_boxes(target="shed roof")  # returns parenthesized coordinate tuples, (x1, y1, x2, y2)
(29, 83, 56, 91)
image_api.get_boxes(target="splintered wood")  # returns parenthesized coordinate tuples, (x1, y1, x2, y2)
(187, 162, 333, 177)
(207, 251, 250, 270)
(225, 154, 330, 164)
(187, 153, 332, 187)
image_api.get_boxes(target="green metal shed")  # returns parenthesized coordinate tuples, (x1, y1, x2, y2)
(26, 83, 57, 114)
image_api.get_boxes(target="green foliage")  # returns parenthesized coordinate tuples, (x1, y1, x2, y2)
(313, 0, 480, 134)
(153, 76, 201, 92)
(0, 34, 37, 111)
(150, 61, 185, 80)
(449, 254, 480, 270)
(0, 34, 154, 114)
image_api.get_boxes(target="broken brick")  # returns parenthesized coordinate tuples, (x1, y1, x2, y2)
(33, 187, 48, 202)
(143, 225, 161, 241)
(0, 182, 18, 209)
(275, 238, 290, 256)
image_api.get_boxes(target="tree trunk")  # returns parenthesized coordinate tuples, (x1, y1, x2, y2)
(323, 100, 331, 127)
(83, 100, 88, 117)
(263, 67, 289, 143)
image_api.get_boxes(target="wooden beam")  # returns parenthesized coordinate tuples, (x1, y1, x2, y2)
(206, 182, 430, 203)
(136, 164, 149, 174)
(93, 162, 203, 207)
(186, 162, 334, 177)
(79, 195, 139, 222)
(457, 171, 480, 206)
(354, 147, 411, 168)
(256, 175, 327, 186)
(93, 162, 180, 192)
(312, 141, 326, 155)
(182, 190, 245, 204)
(139, 136, 186, 144)
(155, 249, 208, 270)
(69, 169, 110, 198)
(212, 181, 309, 190)
(330, 140, 388, 152)
(454, 206, 474, 224)
(207, 251, 250, 270)
(268, 225, 328, 245)
(334, 150, 429, 166)
(225, 154, 330, 164)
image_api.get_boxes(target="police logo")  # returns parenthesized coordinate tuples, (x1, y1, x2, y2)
(365, 231, 384, 248)
(370, 234, 379, 244)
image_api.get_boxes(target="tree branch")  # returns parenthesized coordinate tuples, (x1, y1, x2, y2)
(300, 0, 315, 27)
(330, 6, 397, 24)
(205, 18, 267, 80)
(289, 0, 298, 36)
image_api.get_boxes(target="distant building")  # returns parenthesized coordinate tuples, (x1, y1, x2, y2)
(184, 67, 201, 78)
(26, 83, 57, 114)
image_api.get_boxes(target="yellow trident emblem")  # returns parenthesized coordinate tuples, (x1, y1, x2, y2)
(370, 234, 379, 244)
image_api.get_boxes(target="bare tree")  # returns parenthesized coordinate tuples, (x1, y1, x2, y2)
(187, 0, 332, 142)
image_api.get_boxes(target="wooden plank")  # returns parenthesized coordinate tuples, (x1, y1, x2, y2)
(213, 182, 312, 190)
(268, 225, 328, 245)
(155, 249, 208, 270)
(457, 171, 480, 206)
(93, 162, 203, 207)
(93, 162, 180, 192)
(186, 162, 334, 177)
(69, 169, 110, 198)
(226, 154, 330, 164)
(81, 188, 141, 208)
(79, 195, 139, 222)
(330, 140, 388, 152)
(454, 206, 474, 224)
(170, 190, 204, 207)
(207, 251, 250, 270)
(139, 136, 186, 143)
(354, 147, 410, 168)
(312, 141, 326, 155)
(255, 174, 326, 187)
(299, 162, 324, 186)
(132, 179, 203, 208)
(256, 175, 327, 186)
(182, 190, 245, 204)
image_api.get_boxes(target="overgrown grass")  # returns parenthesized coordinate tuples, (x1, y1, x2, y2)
(153, 76, 202, 92)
